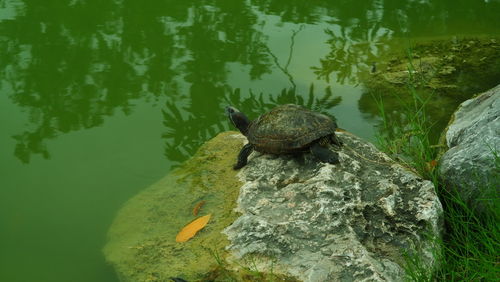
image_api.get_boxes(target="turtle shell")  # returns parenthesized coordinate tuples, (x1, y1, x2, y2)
(247, 104, 337, 154)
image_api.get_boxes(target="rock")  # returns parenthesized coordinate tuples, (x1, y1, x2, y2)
(439, 84, 500, 213)
(224, 131, 443, 282)
(103, 130, 443, 281)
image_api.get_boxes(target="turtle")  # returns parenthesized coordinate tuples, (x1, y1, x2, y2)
(226, 104, 342, 170)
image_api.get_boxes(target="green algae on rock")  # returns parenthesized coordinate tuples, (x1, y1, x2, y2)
(103, 132, 245, 281)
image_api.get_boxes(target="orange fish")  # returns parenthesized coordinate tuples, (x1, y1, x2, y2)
(192, 200, 206, 216)
(175, 214, 211, 242)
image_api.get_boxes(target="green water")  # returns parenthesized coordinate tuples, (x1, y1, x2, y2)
(1, 1, 499, 281)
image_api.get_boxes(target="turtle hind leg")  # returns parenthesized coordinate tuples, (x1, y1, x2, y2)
(310, 142, 339, 164)
(233, 143, 253, 170)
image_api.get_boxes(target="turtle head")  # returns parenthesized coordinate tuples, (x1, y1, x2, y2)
(226, 106, 250, 136)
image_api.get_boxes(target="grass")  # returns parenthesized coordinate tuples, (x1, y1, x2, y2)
(372, 49, 500, 281)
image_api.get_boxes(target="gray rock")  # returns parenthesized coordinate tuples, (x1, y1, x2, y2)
(439, 84, 500, 212)
(224, 131, 443, 282)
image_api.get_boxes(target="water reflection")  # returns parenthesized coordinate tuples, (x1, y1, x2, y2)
(0, 0, 26, 21)
(312, 27, 392, 85)
(253, 0, 500, 34)
(358, 89, 461, 144)
(1, 0, 269, 163)
(1, 0, 500, 164)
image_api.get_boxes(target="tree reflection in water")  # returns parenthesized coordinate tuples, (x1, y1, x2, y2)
(1, 0, 268, 163)
(2, 0, 499, 163)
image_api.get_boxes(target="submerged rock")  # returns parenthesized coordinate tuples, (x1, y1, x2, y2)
(439, 84, 500, 213)
(365, 38, 500, 98)
(224, 131, 443, 281)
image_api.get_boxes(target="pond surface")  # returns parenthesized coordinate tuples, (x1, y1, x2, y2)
(1, 1, 500, 281)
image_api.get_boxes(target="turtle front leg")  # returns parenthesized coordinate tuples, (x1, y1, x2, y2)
(234, 143, 253, 170)
(310, 142, 339, 164)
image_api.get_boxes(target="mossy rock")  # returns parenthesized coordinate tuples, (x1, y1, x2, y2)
(104, 132, 298, 281)
(103, 132, 243, 281)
